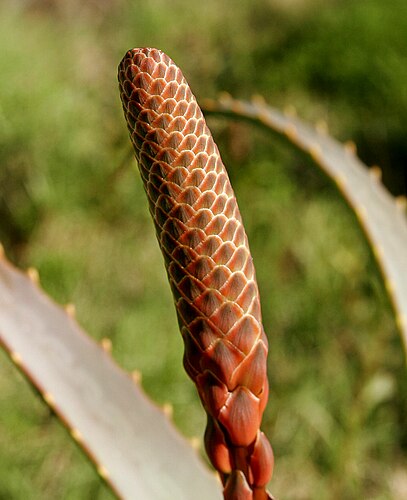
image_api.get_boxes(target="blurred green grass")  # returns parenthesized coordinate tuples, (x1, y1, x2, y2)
(0, 0, 406, 498)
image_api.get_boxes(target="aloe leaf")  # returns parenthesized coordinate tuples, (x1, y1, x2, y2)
(0, 253, 222, 500)
(203, 96, 407, 357)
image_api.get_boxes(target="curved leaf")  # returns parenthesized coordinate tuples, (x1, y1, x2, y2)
(0, 253, 222, 500)
(203, 96, 407, 357)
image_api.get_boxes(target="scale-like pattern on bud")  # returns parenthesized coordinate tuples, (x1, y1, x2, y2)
(118, 47, 273, 498)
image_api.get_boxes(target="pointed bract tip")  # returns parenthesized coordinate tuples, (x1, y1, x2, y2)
(264, 492, 276, 500)
(224, 470, 252, 500)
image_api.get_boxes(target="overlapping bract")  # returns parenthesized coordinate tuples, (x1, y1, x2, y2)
(118, 48, 273, 498)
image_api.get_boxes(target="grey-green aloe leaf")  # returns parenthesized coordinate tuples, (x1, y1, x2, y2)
(203, 96, 407, 358)
(0, 253, 222, 500)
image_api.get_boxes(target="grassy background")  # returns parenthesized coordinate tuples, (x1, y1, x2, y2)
(1, 0, 406, 498)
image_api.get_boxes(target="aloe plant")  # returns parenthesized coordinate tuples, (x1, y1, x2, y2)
(0, 48, 406, 499)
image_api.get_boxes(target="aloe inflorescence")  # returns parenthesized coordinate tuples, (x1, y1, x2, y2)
(118, 48, 274, 499)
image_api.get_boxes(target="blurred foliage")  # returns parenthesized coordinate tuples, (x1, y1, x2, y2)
(0, 0, 406, 498)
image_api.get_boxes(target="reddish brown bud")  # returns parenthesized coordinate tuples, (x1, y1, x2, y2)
(204, 416, 232, 474)
(218, 387, 261, 447)
(249, 432, 274, 488)
(196, 371, 229, 416)
(118, 47, 274, 499)
(230, 340, 268, 394)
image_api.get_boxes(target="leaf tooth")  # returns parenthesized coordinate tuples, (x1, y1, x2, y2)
(372, 244, 385, 261)
(64, 303, 76, 317)
(70, 428, 83, 443)
(284, 123, 298, 141)
(131, 370, 142, 384)
(355, 204, 368, 223)
(315, 119, 328, 135)
(162, 402, 174, 418)
(26, 267, 39, 284)
(189, 436, 201, 451)
(231, 100, 245, 114)
(10, 351, 23, 366)
(396, 313, 406, 331)
(200, 97, 215, 111)
(97, 464, 110, 480)
(396, 195, 407, 212)
(283, 104, 297, 117)
(218, 91, 232, 104)
(344, 140, 357, 154)
(385, 278, 396, 295)
(250, 94, 266, 107)
(257, 107, 270, 125)
(43, 392, 55, 407)
(100, 338, 112, 354)
(309, 143, 322, 162)
(369, 165, 382, 181)
(334, 172, 347, 190)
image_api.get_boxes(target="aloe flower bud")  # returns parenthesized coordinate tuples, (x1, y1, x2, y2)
(118, 47, 273, 499)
